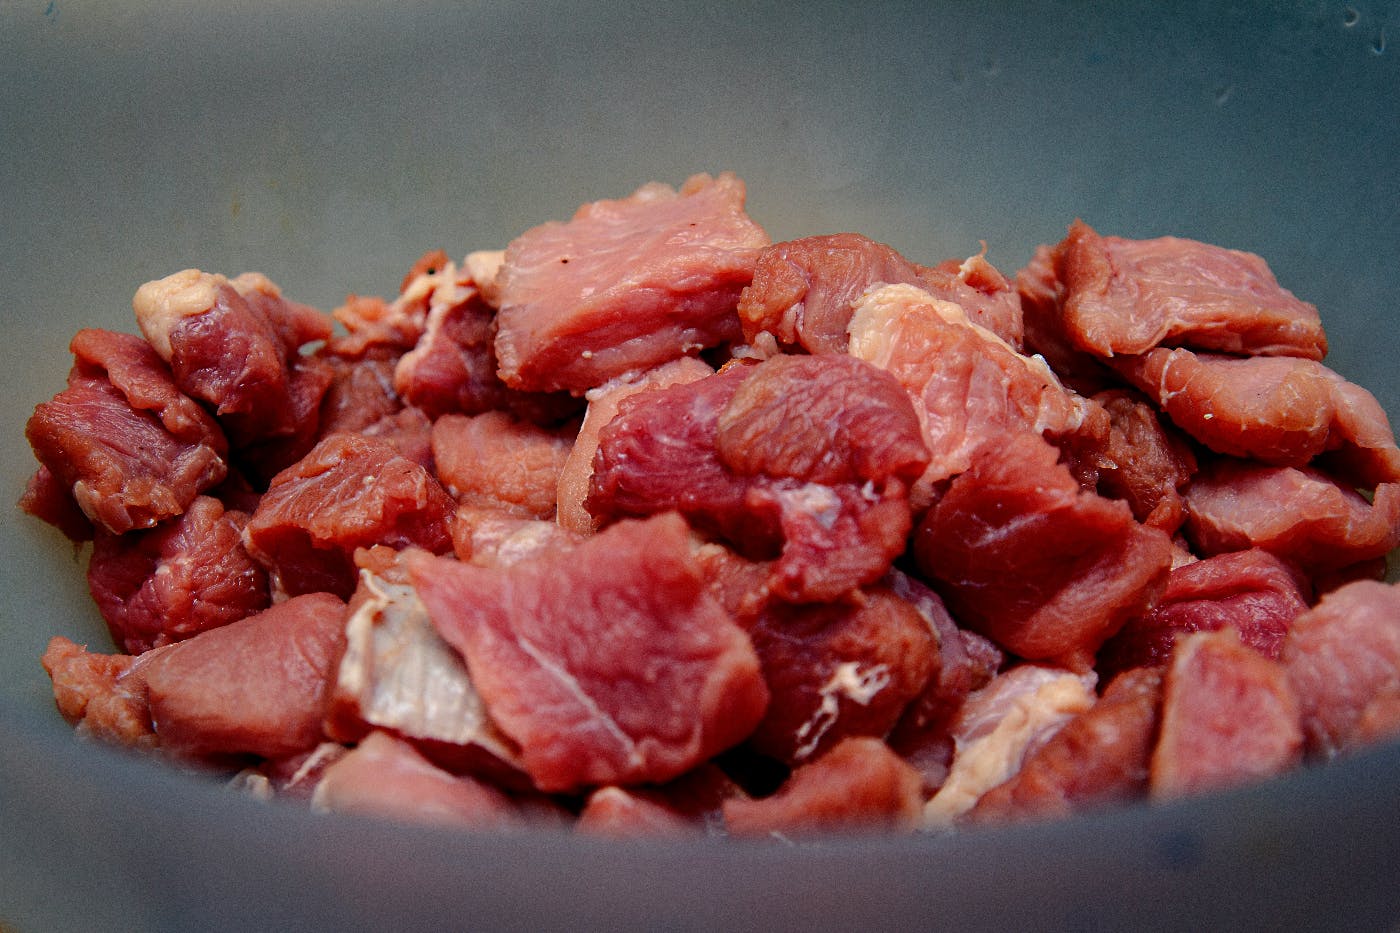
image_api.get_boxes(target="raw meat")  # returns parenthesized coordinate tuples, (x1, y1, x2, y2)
(431, 411, 573, 518)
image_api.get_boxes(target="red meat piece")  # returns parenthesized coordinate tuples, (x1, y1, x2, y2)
(1053, 220, 1327, 359)
(243, 433, 456, 599)
(721, 737, 924, 837)
(1098, 549, 1310, 678)
(18, 464, 94, 542)
(913, 433, 1173, 671)
(449, 506, 581, 568)
(576, 787, 699, 838)
(25, 328, 228, 535)
(40, 636, 157, 749)
(431, 411, 573, 519)
(316, 354, 403, 439)
(1015, 244, 1116, 396)
(407, 513, 768, 793)
(1091, 388, 1198, 532)
(87, 495, 269, 655)
(915, 248, 1024, 349)
(141, 592, 348, 760)
(494, 173, 769, 393)
(1150, 628, 1302, 799)
(1282, 580, 1400, 758)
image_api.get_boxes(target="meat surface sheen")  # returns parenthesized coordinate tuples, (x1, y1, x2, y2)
(243, 433, 456, 599)
(494, 173, 769, 392)
(1282, 580, 1400, 757)
(25, 328, 229, 535)
(142, 592, 348, 760)
(722, 736, 924, 837)
(1054, 220, 1326, 359)
(1150, 628, 1302, 799)
(408, 513, 769, 793)
(1098, 548, 1310, 678)
(1182, 459, 1400, 572)
(431, 411, 573, 519)
(914, 433, 1173, 670)
(87, 495, 269, 655)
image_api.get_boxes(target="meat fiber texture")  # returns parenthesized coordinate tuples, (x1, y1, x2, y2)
(21, 172, 1400, 840)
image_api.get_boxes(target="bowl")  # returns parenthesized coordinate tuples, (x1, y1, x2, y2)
(2, 2, 1398, 930)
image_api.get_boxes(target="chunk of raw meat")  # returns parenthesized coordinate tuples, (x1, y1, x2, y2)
(494, 173, 769, 392)
(1150, 628, 1302, 799)
(312, 730, 525, 831)
(1098, 549, 1309, 679)
(25, 328, 229, 534)
(450, 506, 581, 568)
(315, 354, 402, 439)
(232, 743, 347, 802)
(325, 553, 524, 783)
(969, 666, 1163, 824)
(361, 406, 435, 471)
(1282, 580, 1400, 758)
(915, 247, 1025, 348)
(18, 464, 94, 542)
(431, 411, 573, 519)
(1052, 220, 1327, 359)
(1091, 388, 1198, 532)
(1112, 348, 1400, 485)
(556, 356, 713, 534)
(743, 584, 938, 766)
(40, 636, 157, 749)
(1182, 459, 1400, 572)
(87, 495, 269, 655)
(922, 665, 1097, 827)
(847, 283, 1106, 506)
(132, 270, 335, 454)
(576, 787, 699, 838)
(1015, 244, 1116, 396)
(722, 737, 924, 837)
(913, 433, 1173, 670)
(408, 513, 768, 792)
(243, 433, 456, 599)
(141, 592, 347, 760)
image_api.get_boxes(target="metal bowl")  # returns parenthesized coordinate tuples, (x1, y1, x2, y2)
(3, 3, 1397, 929)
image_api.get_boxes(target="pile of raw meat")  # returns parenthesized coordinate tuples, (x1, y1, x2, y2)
(22, 173, 1400, 838)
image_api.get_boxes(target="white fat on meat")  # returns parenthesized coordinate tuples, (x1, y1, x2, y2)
(132, 269, 224, 361)
(922, 664, 1097, 828)
(792, 661, 893, 762)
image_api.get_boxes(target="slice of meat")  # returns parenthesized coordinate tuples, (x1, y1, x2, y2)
(26, 329, 230, 535)
(556, 356, 714, 534)
(141, 592, 348, 760)
(1015, 244, 1116, 396)
(431, 411, 573, 519)
(1149, 628, 1302, 799)
(407, 513, 768, 793)
(312, 730, 525, 831)
(494, 173, 769, 393)
(243, 433, 456, 599)
(40, 636, 157, 749)
(1053, 219, 1327, 359)
(913, 433, 1173, 670)
(1281, 579, 1400, 758)
(922, 665, 1097, 827)
(722, 737, 924, 837)
(1091, 388, 1198, 532)
(1098, 548, 1310, 679)
(576, 786, 699, 838)
(969, 666, 1163, 824)
(87, 495, 270, 655)
(1112, 348, 1400, 485)
(1182, 459, 1400, 572)
(847, 283, 1106, 506)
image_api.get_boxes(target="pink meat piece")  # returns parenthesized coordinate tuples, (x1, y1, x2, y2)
(18, 464, 94, 542)
(1150, 628, 1302, 799)
(723, 737, 923, 837)
(1112, 348, 1400, 485)
(313, 730, 526, 831)
(1015, 244, 1116, 396)
(431, 411, 573, 519)
(243, 432, 456, 599)
(915, 248, 1025, 348)
(742, 583, 938, 766)
(1281, 580, 1400, 758)
(847, 283, 1108, 505)
(231, 354, 337, 485)
(1098, 549, 1310, 679)
(1182, 459, 1400, 572)
(40, 636, 157, 749)
(25, 328, 229, 535)
(1091, 388, 1198, 532)
(1053, 219, 1327, 359)
(449, 506, 582, 568)
(132, 270, 335, 453)
(588, 358, 923, 602)
(576, 787, 699, 838)
(141, 592, 347, 760)
(316, 354, 403, 439)
(556, 356, 714, 534)
(494, 173, 769, 393)
(87, 495, 270, 655)
(362, 406, 435, 472)
(914, 433, 1173, 670)
(407, 513, 769, 793)
(969, 666, 1163, 824)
